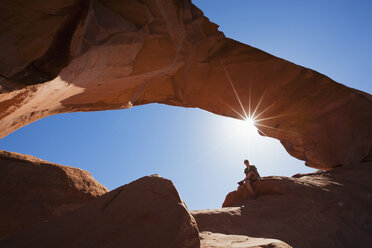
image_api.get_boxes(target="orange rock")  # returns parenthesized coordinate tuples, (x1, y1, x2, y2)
(200, 231, 291, 248)
(193, 162, 372, 247)
(0, 0, 370, 170)
(0, 150, 108, 239)
(0, 175, 200, 248)
(222, 185, 252, 208)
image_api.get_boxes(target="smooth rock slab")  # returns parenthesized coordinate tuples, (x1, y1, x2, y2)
(200, 232, 291, 248)
(0, 175, 200, 248)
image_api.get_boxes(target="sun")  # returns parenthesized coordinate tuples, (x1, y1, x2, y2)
(229, 117, 258, 137)
(242, 117, 257, 134)
(244, 117, 256, 128)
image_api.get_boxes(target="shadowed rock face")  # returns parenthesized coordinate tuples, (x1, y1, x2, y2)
(0, 175, 200, 248)
(0, 1, 371, 169)
(192, 162, 372, 248)
(0, 150, 108, 239)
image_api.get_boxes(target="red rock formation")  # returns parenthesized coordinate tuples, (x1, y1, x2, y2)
(0, 150, 108, 239)
(0, 175, 200, 248)
(200, 232, 291, 248)
(192, 162, 372, 248)
(0, 0, 371, 169)
(223, 172, 326, 207)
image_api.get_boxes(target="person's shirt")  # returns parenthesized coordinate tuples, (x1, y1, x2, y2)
(244, 165, 258, 175)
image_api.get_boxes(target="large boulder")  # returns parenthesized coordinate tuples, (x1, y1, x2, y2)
(0, 150, 108, 239)
(192, 162, 372, 248)
(0, 0, 371, 170)
(222, 172, 324, 207)
(0, 175, 200, 248)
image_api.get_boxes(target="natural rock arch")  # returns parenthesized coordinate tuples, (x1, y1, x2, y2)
(0, 0, 371, 169)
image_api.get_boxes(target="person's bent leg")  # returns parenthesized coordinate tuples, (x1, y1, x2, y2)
(244, 180, 256, 199)
(246, 173, 258, 199)
(247, 172, 257, 182)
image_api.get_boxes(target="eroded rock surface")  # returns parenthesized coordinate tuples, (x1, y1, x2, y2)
(200, 232, 291, 248)
(0, 175, 200, 248)
(192, 162, 372, 248)
(0, 0, 371, 169)
(0, 150, 108, 239)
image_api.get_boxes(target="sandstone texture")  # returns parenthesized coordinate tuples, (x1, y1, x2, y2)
(192, 162, 372, 248)
(200, 232, 291, 248)
(0, 150, 108, 239)
(0, 175, 200, 248)
(0, 0, 371, 169)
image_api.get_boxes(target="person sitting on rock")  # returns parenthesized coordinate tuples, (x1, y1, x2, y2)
(238, 159, 261, 199)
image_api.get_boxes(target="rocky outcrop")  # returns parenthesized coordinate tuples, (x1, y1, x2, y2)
(0, 0, 371, 169)
(0, 150, 108, 239)
(192, 162, 372, 248)
(200, 232, 291, 248)
(0, 175, 200, 248)
(222, 171, 326, 207)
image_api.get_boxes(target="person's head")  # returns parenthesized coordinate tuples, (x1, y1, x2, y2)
(244, 159, 250, 167)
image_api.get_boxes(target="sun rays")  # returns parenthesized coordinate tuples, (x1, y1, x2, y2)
(219, 60, 294, 137)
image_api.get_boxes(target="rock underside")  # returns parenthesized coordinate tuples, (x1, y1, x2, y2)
(0, 0, 371, 169)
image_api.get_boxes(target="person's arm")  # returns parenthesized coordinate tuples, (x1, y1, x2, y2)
(257, 172, 262, 181)
(255, 168, 262, 181)
(238, 175, 249, 184)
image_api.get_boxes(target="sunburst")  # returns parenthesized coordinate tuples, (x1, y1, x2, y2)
(219, 59, 293, 137)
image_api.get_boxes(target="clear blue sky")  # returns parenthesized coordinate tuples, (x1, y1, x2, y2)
(0, 0, 371, 210)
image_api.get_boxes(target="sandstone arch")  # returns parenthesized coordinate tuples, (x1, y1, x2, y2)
(0, 0, 371, 169)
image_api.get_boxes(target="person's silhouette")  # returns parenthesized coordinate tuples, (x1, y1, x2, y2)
(238, 159, 261, 199)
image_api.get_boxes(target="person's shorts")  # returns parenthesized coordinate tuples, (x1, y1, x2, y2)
(247, 174, 258, 183)
(248, 178, 257, 183)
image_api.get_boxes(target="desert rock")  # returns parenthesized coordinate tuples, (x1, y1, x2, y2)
(0, 175, 200, 248)
(193, 162, 372, 248)
(0, 0, 371, 169)
(200, 231, 291, 248)
(0, 150, 108, 239)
